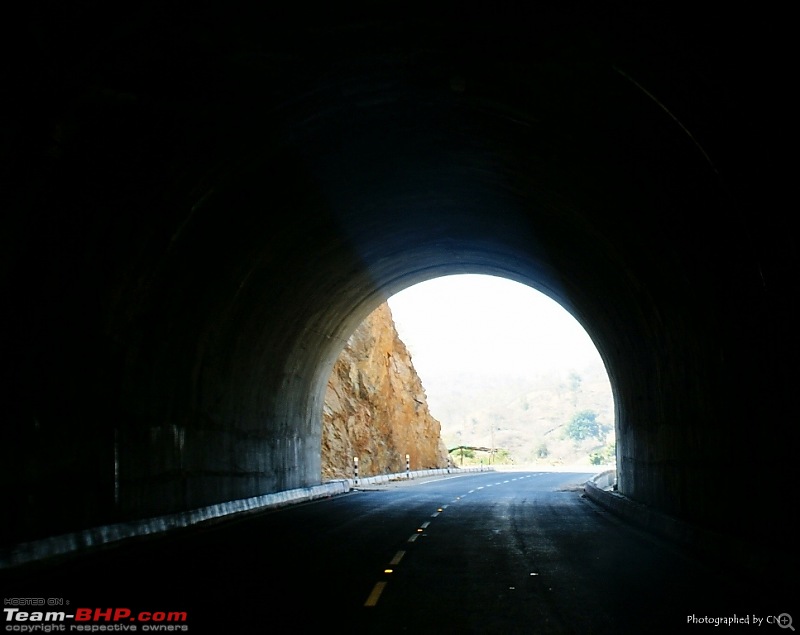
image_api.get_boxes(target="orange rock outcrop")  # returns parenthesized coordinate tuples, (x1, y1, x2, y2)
(322, 303, 448, 480)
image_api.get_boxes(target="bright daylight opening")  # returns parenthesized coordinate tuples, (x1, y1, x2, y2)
(387, 274, 615, 469)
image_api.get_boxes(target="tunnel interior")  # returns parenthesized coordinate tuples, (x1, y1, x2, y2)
(2, 2, 793, 557)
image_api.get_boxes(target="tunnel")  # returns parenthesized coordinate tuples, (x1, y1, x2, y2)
(2, 2, 793, 567)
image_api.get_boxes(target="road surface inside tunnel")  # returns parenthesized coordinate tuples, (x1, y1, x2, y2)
(2, 471, 791, 634)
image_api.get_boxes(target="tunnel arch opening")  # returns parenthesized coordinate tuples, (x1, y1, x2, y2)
(320, 272, 617, 480)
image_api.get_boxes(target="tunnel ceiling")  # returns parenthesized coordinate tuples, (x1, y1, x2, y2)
(2, 2, 794, 549)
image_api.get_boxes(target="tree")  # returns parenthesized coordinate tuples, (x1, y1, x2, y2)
(589, 443, 616, 465)
(565, 410, 603, 441)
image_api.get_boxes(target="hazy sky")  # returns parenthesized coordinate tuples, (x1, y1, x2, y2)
(387, 274, 604, 379)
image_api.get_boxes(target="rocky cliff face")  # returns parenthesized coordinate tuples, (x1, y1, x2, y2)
(322, 302, 449, 480)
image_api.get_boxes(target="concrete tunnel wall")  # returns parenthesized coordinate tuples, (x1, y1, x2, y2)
(1, 3, 793, 556)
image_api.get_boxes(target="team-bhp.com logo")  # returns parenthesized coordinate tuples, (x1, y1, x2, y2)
(4, 607, 189, 631)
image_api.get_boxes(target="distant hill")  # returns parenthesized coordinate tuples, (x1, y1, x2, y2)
(420, 363, 615, 466)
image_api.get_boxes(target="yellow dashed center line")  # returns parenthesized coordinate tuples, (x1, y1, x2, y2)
(364, 581, 388, 607)
(389, 550, 406, 565)
(361, 480, 545, 610)
(365, 491, 509, 609)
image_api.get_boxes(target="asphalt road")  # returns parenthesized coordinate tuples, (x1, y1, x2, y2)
(2, 470, 794, 634)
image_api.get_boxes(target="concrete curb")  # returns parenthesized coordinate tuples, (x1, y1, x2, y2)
(16, 465, 772, 574)
(0, 480, 350, 570)
(0, 467, 491, 570)
(583, 470, 784, 577)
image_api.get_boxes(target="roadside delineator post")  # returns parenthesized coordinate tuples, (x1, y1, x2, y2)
(406, 454, 410, 478)
(353, 456, 359, 485)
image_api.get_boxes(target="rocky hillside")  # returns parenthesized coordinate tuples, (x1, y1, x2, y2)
(321, 303, 449, 480)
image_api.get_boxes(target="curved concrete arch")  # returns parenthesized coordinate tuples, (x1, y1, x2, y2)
(2, 3, 792, 561)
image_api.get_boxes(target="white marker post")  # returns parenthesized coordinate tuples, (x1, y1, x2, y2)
(406, 454, 410, 479)
(353, 456, 359, 485)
